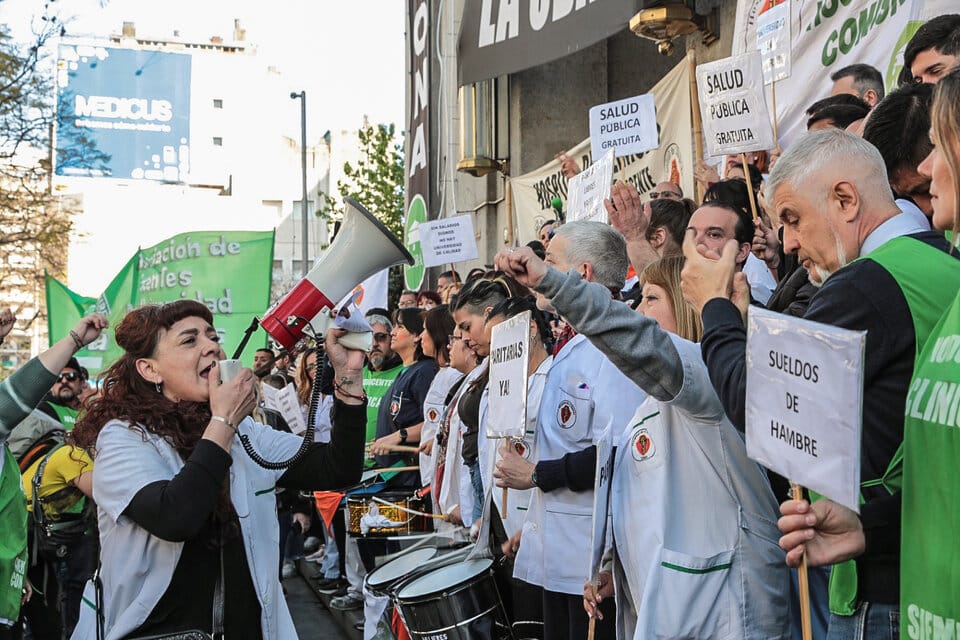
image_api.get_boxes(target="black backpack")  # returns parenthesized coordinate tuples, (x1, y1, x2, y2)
(28, 443, 97, 560)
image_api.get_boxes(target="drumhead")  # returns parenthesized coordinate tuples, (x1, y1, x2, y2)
(397, 558, 494, 599)
(367, 547, 438, 589)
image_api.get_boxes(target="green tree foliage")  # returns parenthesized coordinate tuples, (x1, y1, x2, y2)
(0, 11, 108, 363)
(322, 122, 406, 305)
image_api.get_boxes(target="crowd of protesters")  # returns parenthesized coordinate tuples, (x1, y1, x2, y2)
(1, 12, 960, 640)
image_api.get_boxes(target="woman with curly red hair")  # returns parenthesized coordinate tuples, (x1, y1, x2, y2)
(71, 300, 366, 639)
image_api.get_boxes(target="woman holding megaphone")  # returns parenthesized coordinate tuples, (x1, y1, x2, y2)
(71, 300, 367, 639)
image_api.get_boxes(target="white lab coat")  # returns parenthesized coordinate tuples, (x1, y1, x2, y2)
(420, 366, 463, 487)
(72, 417, 307, 639)
(513, 335, 644, 595)
(609, 337, 790, 639)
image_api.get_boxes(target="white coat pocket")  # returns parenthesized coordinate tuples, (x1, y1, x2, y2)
(647, 547, 734, 639)
(554, 384, 594, 445)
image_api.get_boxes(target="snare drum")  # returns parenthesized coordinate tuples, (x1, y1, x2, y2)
(365, 547, 438, 597)
(365, 545, 472, 598)
(347, 491, 432, 537)
(395, 558, 514, 640)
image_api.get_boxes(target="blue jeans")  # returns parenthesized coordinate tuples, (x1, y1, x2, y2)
(320, 523, 340, 579)
(790, 565, 831, 640)
(468, 460, 484, 522)
(827, 602, 899, 640)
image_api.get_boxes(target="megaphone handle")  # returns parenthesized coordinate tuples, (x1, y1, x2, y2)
(232, 316, 262, 360)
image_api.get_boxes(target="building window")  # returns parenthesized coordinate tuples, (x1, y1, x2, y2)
(213, 137, 223, 146)
(213, 99, 223, 109)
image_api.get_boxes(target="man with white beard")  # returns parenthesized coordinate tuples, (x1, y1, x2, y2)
(680, 129, 960, 639)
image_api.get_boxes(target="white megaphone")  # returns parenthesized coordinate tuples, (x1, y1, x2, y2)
(261, 197, 414, 351)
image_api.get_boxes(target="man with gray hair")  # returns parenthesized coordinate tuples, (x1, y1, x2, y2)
(681, 129, 960, 639)
(495, 220, 644, 640)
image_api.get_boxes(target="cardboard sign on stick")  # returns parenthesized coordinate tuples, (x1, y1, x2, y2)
(696, 52, 775, 157)
(757, 0, 792, 84)
(419, 215, 479, 267)
(745, 307, 866, 512)
(568, 148, 615, 223)
(588, 94, 659, 160)
(589, 424, 615, 581)
(486, 311, 531, 440)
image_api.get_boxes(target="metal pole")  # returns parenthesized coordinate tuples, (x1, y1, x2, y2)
(291, 91, 309, 277)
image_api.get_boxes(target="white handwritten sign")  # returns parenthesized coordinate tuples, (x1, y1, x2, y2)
(486, 311, 530, 439)
(262, 383, 308, 435)
(568, 147, 615, 224)
(589, 423, 615, 581)
(745, 307, 865, 512)
(588, 94, 659, 160)
(696, 52, 775, 157)
(419, 215, 479, 267)
(757, 0, 792, 84)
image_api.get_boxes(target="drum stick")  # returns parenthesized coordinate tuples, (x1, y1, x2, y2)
(378, 443, 421, 453)
(587, 582, 598, 640)
(740, 152, 760, 221)
(792, 483, 813, 640)
(366, 465, 420, 474)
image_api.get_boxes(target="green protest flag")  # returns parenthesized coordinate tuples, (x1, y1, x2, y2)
(134, 230, 275, 358)
(46, 255, 139, 376)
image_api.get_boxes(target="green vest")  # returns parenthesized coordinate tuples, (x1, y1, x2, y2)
(49, 403, 78, 431)
(362, 365, 402, 468)
(900, 290, 960, 637)
(825, 236, 960, 616)
(0, 448, 28, 625)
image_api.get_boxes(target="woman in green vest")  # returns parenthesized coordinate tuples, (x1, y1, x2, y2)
(777, 67, 960, 638)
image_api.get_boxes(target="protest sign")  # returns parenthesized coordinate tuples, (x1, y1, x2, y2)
(419, 215, 479, 267)
(486, 311, 530, 440)
(510, 60, 693, 243)
(46, 230, 275, 375)
(568, 148, 615, 224)
(262, 384, 307, 435)
(757, 0, 792, 84)
(588, 94, 659, 160)
(696, 52, 775, 158)
(589, 425, 615, 581)
(745, 307, 866, 512)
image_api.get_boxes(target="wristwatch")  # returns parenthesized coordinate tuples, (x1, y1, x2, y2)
(530, 466, 540, 489)
(399, 428, 408, 444)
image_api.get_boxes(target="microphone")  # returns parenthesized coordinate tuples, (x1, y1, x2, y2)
(551, 196, 565, 223)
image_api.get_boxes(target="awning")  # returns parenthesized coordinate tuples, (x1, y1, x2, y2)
(458, 0, 642, 86)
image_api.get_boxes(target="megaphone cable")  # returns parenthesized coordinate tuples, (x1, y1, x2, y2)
(239, 336, 325, 470)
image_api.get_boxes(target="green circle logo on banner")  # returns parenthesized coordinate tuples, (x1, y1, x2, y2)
(404, 194, 427, 290)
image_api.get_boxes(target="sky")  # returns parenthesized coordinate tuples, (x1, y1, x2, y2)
(1, 0, 407, 133)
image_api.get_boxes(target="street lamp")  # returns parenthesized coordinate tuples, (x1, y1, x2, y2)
(290, 91, 309, 278)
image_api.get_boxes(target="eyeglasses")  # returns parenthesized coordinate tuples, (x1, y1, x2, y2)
(649, 191, 682, 199)
(58, 372, 79, 383)
(373, 332, 390, 342)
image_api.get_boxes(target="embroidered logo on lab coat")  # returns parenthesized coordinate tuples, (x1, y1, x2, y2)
(427, 407, 440, 422)
(557, 400, 577, 429)
(631, 429, 656, 461)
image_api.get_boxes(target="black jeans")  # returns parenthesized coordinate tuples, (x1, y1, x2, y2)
(54, 535, 98, 638)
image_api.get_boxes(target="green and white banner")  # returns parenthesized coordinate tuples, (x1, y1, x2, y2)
(46, 230, 274, 375)
(732, 0, 955, 145)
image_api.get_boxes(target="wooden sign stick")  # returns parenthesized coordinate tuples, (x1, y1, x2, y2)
(687, 49, 706, 204)
(740, 152, 760, 221)
(502, 437, 510, 512)
(792, 483, 813, 640)
(587, 582, 598, 640)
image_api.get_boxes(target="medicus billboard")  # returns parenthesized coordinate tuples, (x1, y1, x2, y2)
(56, 44, 191, 182)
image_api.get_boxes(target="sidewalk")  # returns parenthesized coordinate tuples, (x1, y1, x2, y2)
(295, 558, 364, 640)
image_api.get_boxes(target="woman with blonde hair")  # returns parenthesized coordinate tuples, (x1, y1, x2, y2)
(636, 256, 702, 342)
